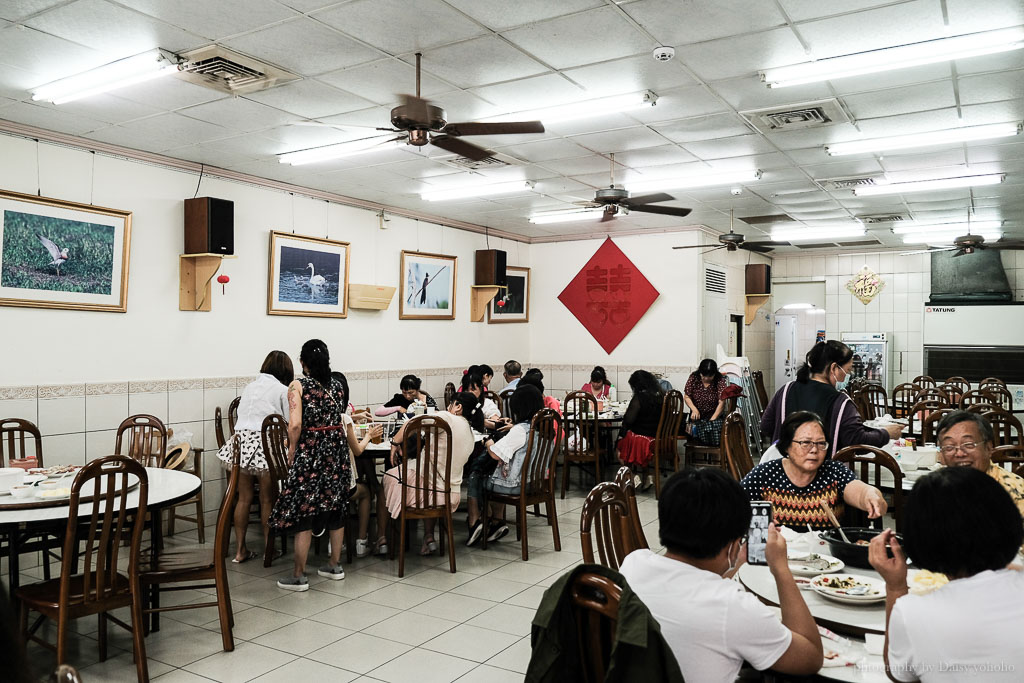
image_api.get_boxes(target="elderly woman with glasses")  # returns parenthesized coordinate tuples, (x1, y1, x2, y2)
(936, 410, 1024, 519)
(741, 411, 888, 531)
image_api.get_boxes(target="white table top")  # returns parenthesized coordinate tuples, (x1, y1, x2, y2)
(816, 638, 888, 682)
(363, 431, 488, 453)
(0, 468, 200, 525)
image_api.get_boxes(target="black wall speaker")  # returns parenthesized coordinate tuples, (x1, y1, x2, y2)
(184, 197, 234, 255)
(475, 249, 507, 287)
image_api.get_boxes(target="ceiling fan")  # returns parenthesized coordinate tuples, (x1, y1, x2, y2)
(900, 213, 1024, 257)
(294, 53, 544, 161)
(672, 210, 783, 253)
(571, 154, 693, 222)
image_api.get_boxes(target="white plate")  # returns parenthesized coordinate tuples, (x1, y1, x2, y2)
(787, 552, 844, 577)
(810, 574, 886, 604)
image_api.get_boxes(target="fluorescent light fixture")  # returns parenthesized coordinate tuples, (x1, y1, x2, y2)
(771, 224, 866, 242)
(31, 49, 179, 104)
(783, 303, 814, 310)
(529, 209, 604, 225)
(279, 135, 395, 165)
(901, 231, 1001, 245)
(825, 123, 1021, 156)
(627, 169, 762, 193)
(498, 91, 658, 126)
(810, 308, 827, 314)
(853, 174, 1005, 196)
(761, 27, 1024, 87)
(891, 220, 1002, 235)
(421, 180, 535, 202)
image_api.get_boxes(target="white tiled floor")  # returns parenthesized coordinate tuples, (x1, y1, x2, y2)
(13, 483, 662, 682)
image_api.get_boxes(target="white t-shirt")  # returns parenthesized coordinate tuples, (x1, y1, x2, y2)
(888, 568, 1024, 682)
(620, 550, 792, 683)
(489, 422, 530, 489)
(234, 373, 289, 431)
(482, 397, 500, 420)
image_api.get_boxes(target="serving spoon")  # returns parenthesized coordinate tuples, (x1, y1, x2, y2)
(819, 500, 852, 544)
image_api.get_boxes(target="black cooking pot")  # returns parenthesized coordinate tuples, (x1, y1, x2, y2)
(819, 527, 903, 569)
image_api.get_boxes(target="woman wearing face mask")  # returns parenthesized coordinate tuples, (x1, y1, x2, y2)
(760, 340, 901, 460)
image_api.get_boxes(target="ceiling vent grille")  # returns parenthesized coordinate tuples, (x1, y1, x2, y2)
(824, 177, 878, 190)
(704, 267, 727, 294)
(175, 46, 298, 95)
(741, 99, 851, 134)
(859, 214, 907, 224)
(795, 243, 838, 249)
(439, 151, 520, 171)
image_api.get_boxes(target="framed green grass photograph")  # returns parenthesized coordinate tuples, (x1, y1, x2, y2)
(0, 190, 132, 312)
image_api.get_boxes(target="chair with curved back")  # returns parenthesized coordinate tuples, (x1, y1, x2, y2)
(982, 385, 1014, 412)
(0, 417, 44, 467)
(914, 387, 950, 405)
(992, 445, 1024, 477)
(833, 445, 904, 530)
(499, 388, 515, 419)
(912, 375, 937, 389)
(722, 412, 755, 480)
(562, 391, 602, 499)
(966, 402, 1000, 415)
(981, 407, 1023, 446)
(944, 376, 971, 393)
(443, 382, 456, 408)
(17, 456, 150, 683)
(227, 396, 240, 435)
(482, 409, 562, 560)
(959, 388, 996, 410)
(907, 400, 946, 440)
(921, 408, 953, 443)
(483, 390, 502, 417)
(751, 370, 769, 418)
(938, 382, 966, 407)
(570, 571, 625, 683)
(980, 377, 1006, 389)
(651, 390, 685, 498)
(613, 466, 648, 550)
(579, 482, 639, 571)
(891, 383, 921, 419)
(260, 414, 290, 567)
(114, 414, 167, 468)
(856, 384, 889, 421)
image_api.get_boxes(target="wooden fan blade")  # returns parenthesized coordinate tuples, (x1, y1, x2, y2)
(400, 94, 432, 126)
(741, 243, 775, 253)
(600, 206, 617, 222)
(620, 193, 674, 206)
(701, 245, 728, 254)
(626, 204, 692, 217)
(672, 244, 707, 250)
(988, 240, 1024, 249)
(441, 121, 545, 136)
(430, 135, 493, 161)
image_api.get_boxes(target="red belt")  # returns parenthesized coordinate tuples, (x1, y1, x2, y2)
(306, 425, 348, 432)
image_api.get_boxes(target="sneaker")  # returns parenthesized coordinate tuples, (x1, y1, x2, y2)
(487, 523, 510, 543)
(376, 540, 389, 556)
(632, 474, 642, 489)
(355, 538, 371, 558)
(466, 520, 484, 547)
(317, 564, 345, 580)
(276, 575, 309, 592)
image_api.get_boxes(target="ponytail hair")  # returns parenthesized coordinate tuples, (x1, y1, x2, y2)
(450, 391, 485, 432)
(300, 339, 332, 388)
(796, 340, 852, 383)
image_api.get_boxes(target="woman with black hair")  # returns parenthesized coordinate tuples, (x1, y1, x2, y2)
(269, 339, 354, 591)
(869, 467, 1024, 682)
(581, 365, 614, 400)
(462, 372, 505, 429)
(684, 359, 729, 446)
(760, 340, 901, 459)
(331, 371, 372, 423)
(375, 374, 436, 419)
(617, 370, 666, 475)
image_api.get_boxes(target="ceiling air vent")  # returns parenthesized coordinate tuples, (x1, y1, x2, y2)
(440, 151, 521, 171)
(858, 214, 907, 224)
(837, 240, 882, 247)
(175, 46, 299, 95)
(739, 213, 793, 225)
(741, 99, 851, 134)
(823, 177, 878, 191)
(795, 243, 838, 249)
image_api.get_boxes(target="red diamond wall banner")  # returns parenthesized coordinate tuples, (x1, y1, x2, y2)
(557, 238, 659, 354)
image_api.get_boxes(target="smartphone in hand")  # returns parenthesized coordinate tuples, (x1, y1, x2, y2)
(747, 502, 773, 565)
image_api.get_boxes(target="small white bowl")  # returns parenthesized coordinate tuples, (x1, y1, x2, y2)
(9, 485, 35, 499)
(38, 480, 59, 491)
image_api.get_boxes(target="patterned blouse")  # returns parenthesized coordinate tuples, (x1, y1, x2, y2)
(684, 374, 729, 420)
(987, 462, 1024, 519)
(741, 458, 856, 531)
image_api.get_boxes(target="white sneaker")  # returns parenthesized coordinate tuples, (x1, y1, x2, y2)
(355, 538, 371, 558)
(376, 540, 389, 556)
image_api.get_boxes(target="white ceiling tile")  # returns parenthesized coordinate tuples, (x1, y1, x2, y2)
(317, 59, 452, 106)
(797, 1, 947, 60)
(854, 109, 962, 137)
(161, 143, 257, 169)
(539, 155, 617, 176)
(569, 126, 670, 153)
(128, 0, 299, 41)
(543, 113, 648, 137)
(944, 0, 1024, 34)
(0, 1, 66, 22)
(842, 82, 956, 119)
(0, 63, 48, 100)
(703, 152, 794, 172)
(0, 100, 108, 135)
(682, 134, 779, 159)
(880, 148, 967, 173)
(224, 17, 382, 76)
(178, 97, 298, 132)
(0, 25, 106, 82)
(966, 141, 1024, 164)
(532, 177, 596, 194)
(426, 90, 505, 122)
(708, 77, 834, 112)
(651, 112, 753, 143)
(245, 79, 375, 119)
(953, 49, 1024, 76)
(674, 28, 808, 81)
(33, 93, 163, 125)
(958, 70, 1024, 106)
(471, 73, 585, 111)
(803, 159, 885, 179)
(828, 63, 952, 96)
(442, 0, 602, 31)
(378, 157, 463, 179)
(190, 132, 291, 158)
(623, 0, 787, 46)
(960, 101, 1024, 125)
(493, 138, 591, 163)
(501, 7, 652, 70)
(561, 54, 695, 97)
(612, 145, 699, 168)
(626, 86, 729, 124)
(114, 75, 227, 111)
(25, 0, 206, 54)
(757, 167, 812, 183)
(412, 36, 549, 89)
(89, 112, 232, 150)
(314, 0, 486, 54)
(778, 0, 898, 22)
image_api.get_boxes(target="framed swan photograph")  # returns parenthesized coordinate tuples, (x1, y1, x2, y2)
(267, 231, 350, 318)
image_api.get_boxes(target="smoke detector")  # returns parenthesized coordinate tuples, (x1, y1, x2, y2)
(652, 46, 675, 62)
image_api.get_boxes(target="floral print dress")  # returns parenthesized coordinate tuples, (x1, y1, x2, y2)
(269, 376, 352, 530)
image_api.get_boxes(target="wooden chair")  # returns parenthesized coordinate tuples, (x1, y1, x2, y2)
(52, 664, 83, 683)
(561, 391, 602, 499)
(165, 443, 206, 543)
(650, 390, 684, 498)
(393, 414, 456, 577)
(960, 389, 996, 410)
(613, 466, 648, 550)
(579, 482, 639, 571)
(214, 406, 227, 449)
(907, 400, 946, 440)
(139, 439, 237, 653)
(966, 402, 1000, 414)
(912, 375, 937, 389)
(891, 383, 921, 419)
(570, 571, 623, 683)
(834, 445, 903, 530)
(17, 456, 149, 683)
(261, 414, 289, 567)
(981, 407, 1023, 446)
(483, 390, 502, 416)
(992, 445, 1024, 476)
(980, 377, 1006, 389)
(914, 387, 950, 405)
(114, 414, 167, 468)
(0, 417, 44, 467)
(751, 370, 769, 418)
(683, 398, 732, 472)
(443, 382, 456, 408)
(921, 408, 953, 443)
(499, 388, 515, 419)
(982, 384, 1014, 412)
(722, 412, 755, 480)
(944, 376, 971, 393)
(227, 396, 240, 434)
(857, 384, 888, 421)
(482, 409, 562, 560)
(938, 382, 966, 406)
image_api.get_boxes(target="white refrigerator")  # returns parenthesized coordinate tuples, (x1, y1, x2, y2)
(841, 332, 889, 387)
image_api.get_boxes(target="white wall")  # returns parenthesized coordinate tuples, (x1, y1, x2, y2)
(703, 247, 773, 379)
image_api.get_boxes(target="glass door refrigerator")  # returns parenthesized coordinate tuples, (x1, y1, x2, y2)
(840, 332, 889, 387)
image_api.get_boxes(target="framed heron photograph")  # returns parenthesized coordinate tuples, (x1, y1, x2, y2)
(488, 265, 530, 323)
(0, 189, 132, 312)
(399, 250, 457, 320)
(267, 231, 350, 318)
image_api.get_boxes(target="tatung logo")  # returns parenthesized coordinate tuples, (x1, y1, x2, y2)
(925, 306, 956, 313)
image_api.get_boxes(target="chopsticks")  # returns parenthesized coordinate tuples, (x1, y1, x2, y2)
(819, 500, 851, 544)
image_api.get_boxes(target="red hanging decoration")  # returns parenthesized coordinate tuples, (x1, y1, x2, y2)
(217, 274, 229, 294)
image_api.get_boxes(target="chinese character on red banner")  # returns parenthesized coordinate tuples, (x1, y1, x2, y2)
(558, 238, 659, 353)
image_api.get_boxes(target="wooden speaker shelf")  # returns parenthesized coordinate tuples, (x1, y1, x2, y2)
(470, 285, 501, 322)
(744, 294, 770, 325)
(179, 253, 236, 312)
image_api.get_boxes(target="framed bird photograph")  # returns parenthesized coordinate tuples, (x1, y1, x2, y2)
(267, 231, 350, 318)
(399, 250, 457, 320)
(488, 266, 530, 323)
(0, 189, 132, 312)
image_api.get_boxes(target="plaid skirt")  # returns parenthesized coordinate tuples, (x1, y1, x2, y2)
(690, 418, 724, 446)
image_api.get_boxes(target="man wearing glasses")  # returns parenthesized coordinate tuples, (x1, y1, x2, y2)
(936, 411, 1024, 519)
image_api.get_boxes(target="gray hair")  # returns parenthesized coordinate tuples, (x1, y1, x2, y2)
(936, 410, 995, 444)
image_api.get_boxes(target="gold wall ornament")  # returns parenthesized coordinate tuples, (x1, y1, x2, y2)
(847, 265, 885, 305)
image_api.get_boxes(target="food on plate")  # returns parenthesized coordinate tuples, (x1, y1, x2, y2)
(29, 465, 81, 477)
(854, 539, 871, 546)
(37, 487, 71, 498)
(813, 575, 882, 596)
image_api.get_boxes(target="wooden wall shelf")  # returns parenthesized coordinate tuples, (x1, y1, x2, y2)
(470, 285, 501, 322)
(744, 294, 770, 325)
(179, 253, 236, 312)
